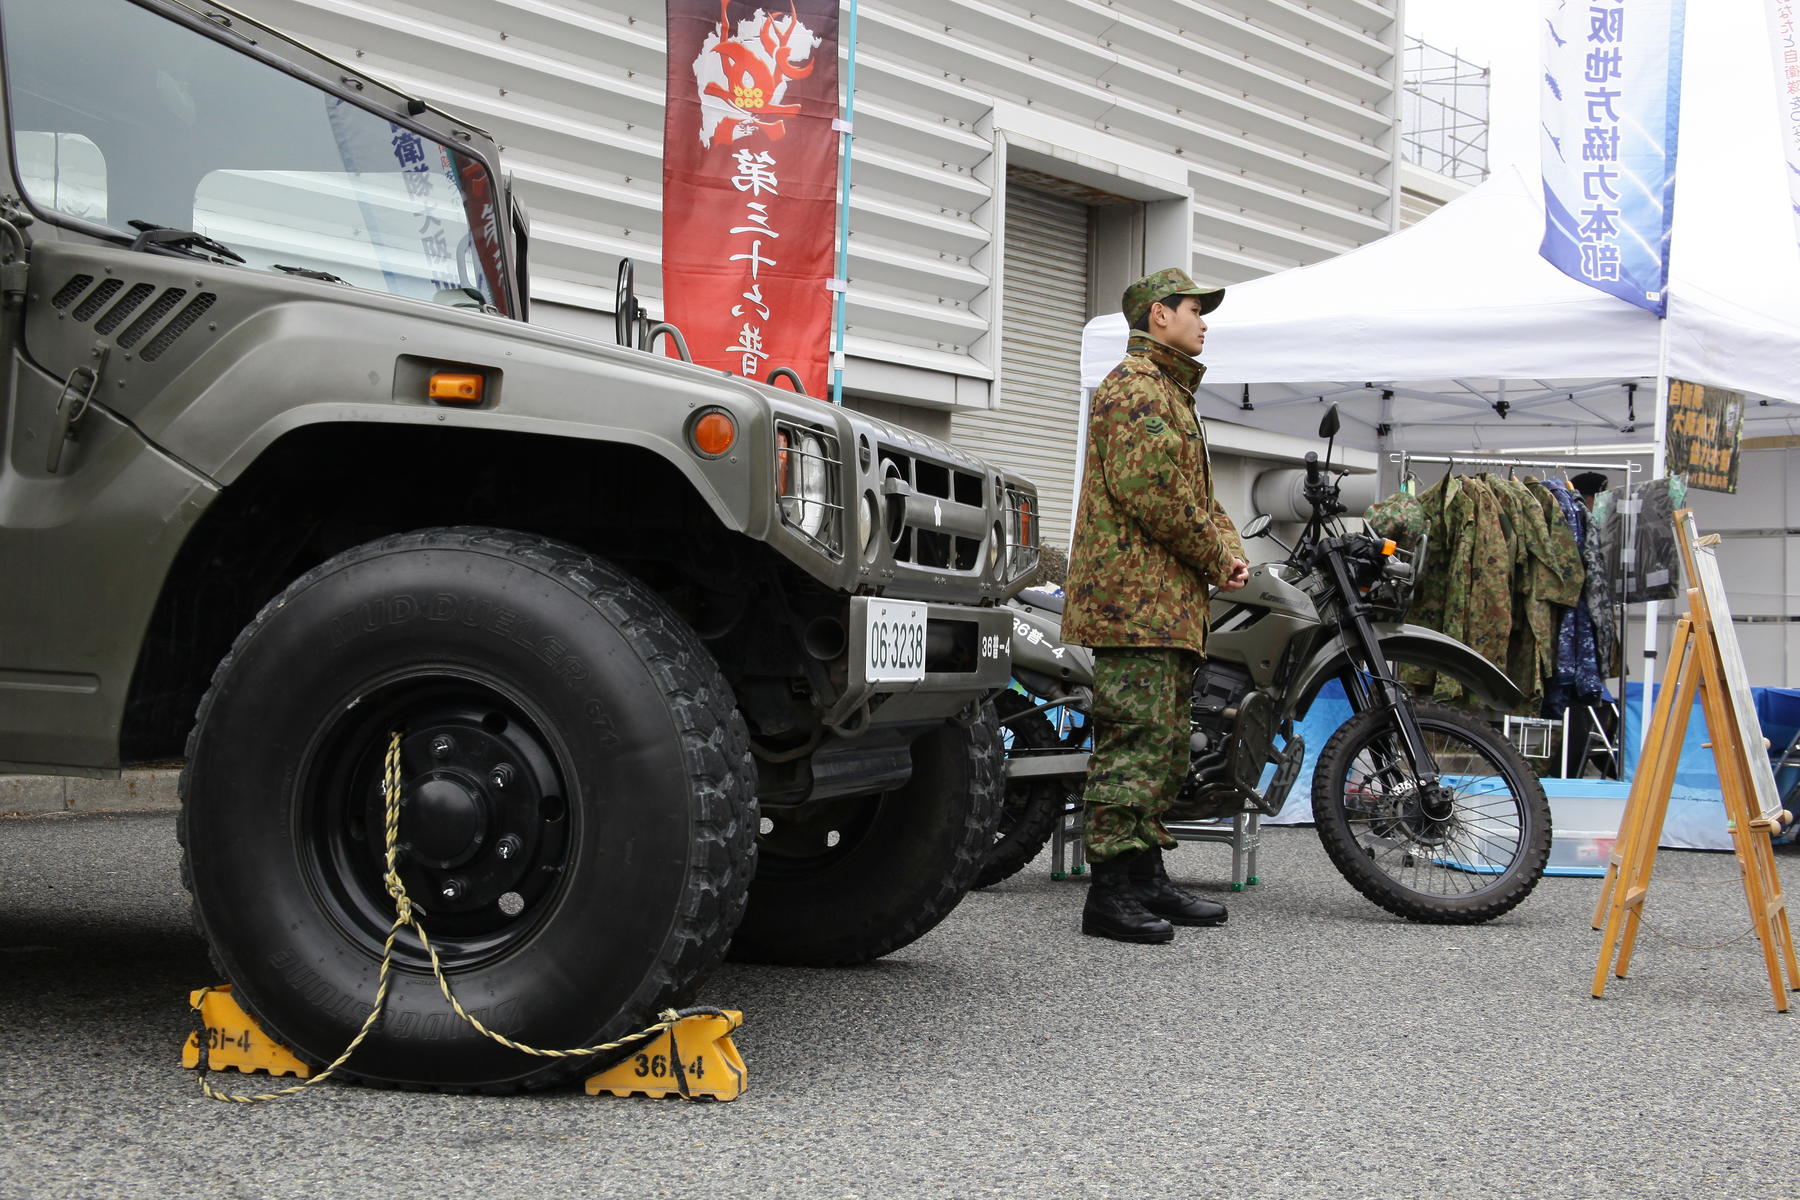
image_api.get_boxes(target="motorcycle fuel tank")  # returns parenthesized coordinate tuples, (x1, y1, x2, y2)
(1205, 563, 1321, 689)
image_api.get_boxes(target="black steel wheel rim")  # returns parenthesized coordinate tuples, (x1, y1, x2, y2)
(297, 669, 578, 971)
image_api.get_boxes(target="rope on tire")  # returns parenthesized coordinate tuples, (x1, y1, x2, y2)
(193, 730, 717, 1102)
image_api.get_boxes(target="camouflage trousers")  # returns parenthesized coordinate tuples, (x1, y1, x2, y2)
(1082, 647, 1200, 863)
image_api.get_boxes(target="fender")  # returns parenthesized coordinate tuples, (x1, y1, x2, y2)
(1288, 624, 1523, 717)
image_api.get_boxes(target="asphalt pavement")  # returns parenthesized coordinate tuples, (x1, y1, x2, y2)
(3, 809, 1798, 1200)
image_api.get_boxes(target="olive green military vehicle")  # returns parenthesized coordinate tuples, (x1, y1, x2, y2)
(0, 0, 1038, 1090)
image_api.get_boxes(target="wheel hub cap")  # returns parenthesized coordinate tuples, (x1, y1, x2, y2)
(408, 774, 490, 868)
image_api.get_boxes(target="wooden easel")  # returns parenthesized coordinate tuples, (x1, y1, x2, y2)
(1590, 510, 1800, 1010)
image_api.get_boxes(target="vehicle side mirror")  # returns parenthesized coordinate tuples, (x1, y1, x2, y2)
(1241, 513, 1273, 539)
(1318, 404, 1341, 439)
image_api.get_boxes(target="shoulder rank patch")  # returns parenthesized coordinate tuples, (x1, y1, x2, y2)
(1144, 416, 1167, 435)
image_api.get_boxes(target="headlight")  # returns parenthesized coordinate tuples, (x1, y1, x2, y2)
(775, 421, 842, 555)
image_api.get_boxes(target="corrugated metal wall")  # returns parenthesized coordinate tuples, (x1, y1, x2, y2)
(952, 184, 1090, 546)
(230, 0, 1401, 402)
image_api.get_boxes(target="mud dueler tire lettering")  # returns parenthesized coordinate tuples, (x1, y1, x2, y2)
(179, 527, 756, 1091)
(728, 703, 1001, 965)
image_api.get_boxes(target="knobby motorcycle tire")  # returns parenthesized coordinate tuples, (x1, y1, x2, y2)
(1312, 698, 1551, 924)
(973, 689, 1071, 889)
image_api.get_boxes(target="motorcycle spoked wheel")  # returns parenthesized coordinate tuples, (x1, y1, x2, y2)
(1312, 699, 1551, 924)
(973, 689, 1074, 889)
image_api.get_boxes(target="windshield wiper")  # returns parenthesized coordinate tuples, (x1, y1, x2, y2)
(126, 219, 246, 265)
(272, 264, 347, 284)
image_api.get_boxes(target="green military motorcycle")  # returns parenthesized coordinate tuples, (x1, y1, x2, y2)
(990, 406, 1552, 924)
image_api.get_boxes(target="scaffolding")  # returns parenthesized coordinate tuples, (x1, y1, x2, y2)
(1402, 37, 1490, 183)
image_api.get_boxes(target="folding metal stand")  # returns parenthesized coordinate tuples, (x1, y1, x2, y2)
(1050, 807, 1263, 891)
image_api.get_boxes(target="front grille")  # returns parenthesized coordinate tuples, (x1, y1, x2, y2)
(878, 447, 988, 570)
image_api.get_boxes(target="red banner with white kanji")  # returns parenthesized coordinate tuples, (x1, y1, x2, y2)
(662, 0, 839, 397)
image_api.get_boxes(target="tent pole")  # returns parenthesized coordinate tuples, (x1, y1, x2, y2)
(1638, 318, 1673, 760)
(1375, 389, 1395, 496)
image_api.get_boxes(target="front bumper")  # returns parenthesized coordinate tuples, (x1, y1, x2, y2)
(831, 598, 1012, 727)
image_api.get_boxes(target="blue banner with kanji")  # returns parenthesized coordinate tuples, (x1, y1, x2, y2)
(1539, 0, 1686, 315)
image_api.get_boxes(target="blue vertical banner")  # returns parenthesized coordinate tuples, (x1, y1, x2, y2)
(1540, 0, 1686, 314)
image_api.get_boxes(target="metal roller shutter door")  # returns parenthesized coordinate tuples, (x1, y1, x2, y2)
(953, 184, 1089, 553)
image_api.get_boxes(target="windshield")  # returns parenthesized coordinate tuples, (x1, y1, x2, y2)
(1, 0, 510, 312)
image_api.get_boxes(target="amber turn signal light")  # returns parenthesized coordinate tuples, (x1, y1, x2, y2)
(692, 410, 737, 456)
(428, 373, 484, 404)
(1380, 539, 1397, 556)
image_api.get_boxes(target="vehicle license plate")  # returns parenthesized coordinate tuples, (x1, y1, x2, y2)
(865, 600, 928, 683)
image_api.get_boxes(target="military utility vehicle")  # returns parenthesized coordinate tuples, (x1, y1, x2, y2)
(0, 0, 1037, 1090)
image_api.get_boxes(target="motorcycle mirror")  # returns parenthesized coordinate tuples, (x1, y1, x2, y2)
(1318, 404, 1341, 439)
(1241, 513, 1273, 539)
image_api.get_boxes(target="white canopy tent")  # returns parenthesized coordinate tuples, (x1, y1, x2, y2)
(1080, 165, 1800, 457)
(1080, 0, 1800, 457)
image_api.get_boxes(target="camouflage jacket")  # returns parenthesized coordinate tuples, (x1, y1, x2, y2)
(1063, 332, 1243, 655)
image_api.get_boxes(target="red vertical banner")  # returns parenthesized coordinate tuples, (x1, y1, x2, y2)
(663, 0, 839, 397)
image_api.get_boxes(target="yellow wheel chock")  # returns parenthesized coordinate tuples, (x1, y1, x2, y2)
(181, 986, 313, 1079)
(584, 1009, 747, 1101)
(182, 984, 746, 1100)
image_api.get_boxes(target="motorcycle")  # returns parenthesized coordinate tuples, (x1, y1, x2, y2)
(983, 405, 1552, 924)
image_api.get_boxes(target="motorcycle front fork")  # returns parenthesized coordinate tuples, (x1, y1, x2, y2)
(1326, 555, 1441, 789)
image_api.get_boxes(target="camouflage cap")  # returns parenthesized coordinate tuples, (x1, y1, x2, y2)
(1365, 490, 1426, 551)
(1121, 267, 1226, 326)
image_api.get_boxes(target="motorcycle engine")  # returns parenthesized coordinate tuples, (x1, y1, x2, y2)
(1171, 660, 1272, 821)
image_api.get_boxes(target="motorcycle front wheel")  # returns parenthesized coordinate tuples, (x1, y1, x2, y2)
(1312, 699, 1550, 923)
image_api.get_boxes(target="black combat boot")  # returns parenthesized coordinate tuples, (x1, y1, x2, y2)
(1129, 847, 1228, 926)
(1082, 852, 1175, 944)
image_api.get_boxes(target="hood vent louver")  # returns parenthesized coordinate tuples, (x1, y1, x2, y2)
(50, 273, 215, 361)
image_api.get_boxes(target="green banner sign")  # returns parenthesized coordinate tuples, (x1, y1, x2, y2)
(1665, 379, 1744, 493)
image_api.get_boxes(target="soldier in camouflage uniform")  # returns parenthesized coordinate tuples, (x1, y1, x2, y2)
(1063, 267, 1248, 944)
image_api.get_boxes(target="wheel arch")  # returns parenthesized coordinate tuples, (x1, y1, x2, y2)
(121, 421, 753, 763)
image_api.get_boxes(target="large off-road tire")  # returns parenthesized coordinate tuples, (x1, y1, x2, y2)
(1312, 699, 1550, 924)
(973, 689, 1070, 889)
(728, 703, 1001, 965)
(180, 528, 756, 1091)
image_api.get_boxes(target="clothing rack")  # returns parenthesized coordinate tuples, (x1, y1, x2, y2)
(1387, 451, 1643, 782)
(1388, 452, 1642, 478)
